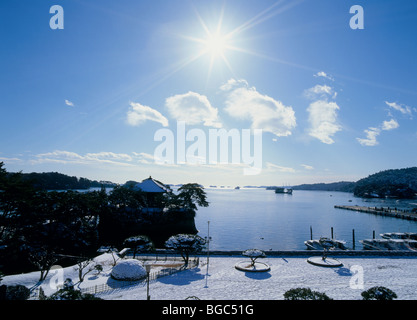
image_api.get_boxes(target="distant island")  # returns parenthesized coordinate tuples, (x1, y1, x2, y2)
(291, 181, 356, 192)
(290, 167, 417, 199)
(353, 167, 417, 199)
(19, 171, 117, 190)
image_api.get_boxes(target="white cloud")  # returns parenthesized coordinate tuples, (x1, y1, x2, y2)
(266, 162, 296, 173)
(357, 127, 381, 147)
(165, 92, 221, 128)
(314, 71, 334, 81)
(31, 150, 167, 168)
(31, 150, 165, 168)
(219, 78, 249, 91)
(65, 100, 74, 107)
(132, 152, 156, 164)
(357, 119, 399, 147)
(307, 100, 341, 144)
(33, 150, 136, 167)
(385, 101, 413, 117)
(34, 150, 84, 163)
(0, 157, 22, 162)
(381, 119, 399, 131)
(301, 164, 314, 170)
(305, 84, 334, 98)
(126, 102, 169, 127)
(222, 79, 296, 137)
(85, 152, 133, 162)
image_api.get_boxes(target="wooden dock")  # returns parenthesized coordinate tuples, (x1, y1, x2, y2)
(334, 205, 417, 221)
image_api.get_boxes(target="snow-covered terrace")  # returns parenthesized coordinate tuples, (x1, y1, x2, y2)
(2, 252, 417, 300)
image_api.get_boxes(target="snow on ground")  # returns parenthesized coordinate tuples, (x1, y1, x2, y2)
(3, 254, 417, 300)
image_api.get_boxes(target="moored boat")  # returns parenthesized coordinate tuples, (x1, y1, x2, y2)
(275, 187, 293, 194)
(304, 237, 349, 250)
(360, 238, 417, 251)
(380, 232, 417, 240)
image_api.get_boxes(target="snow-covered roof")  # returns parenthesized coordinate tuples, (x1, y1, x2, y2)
(134, 176, 170, 193)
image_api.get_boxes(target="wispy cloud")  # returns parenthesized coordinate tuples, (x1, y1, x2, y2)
(301, 164, 314, 170)
(357, 119, 399, 147)
(305, 84, 337, 99)
(0, 156, 22, 162)
(222, 78, 296, 137)
(65, 99, 74, 107)
(165, 91, 221, 128)
(265, 162, 296, 173)
(31, 150, 159, 167)
(126, 102, 169, 127)
(314, 71, 334, 81)
(385, 101, 414, 118)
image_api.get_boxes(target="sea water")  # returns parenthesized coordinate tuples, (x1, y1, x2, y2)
(194, 188, 417, 251)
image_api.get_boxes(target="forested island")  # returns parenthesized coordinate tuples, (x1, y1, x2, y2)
(291, 167, 417, 199)
(19, 171, 116, 190)
(292, 181, 356, 192)
(353, 167, 417, 199)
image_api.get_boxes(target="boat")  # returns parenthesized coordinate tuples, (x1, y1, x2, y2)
(360, 239, 391, 251)
(360, 238, 417, 251)
(304, 237, 349, 250)
(380, 232, 417, 240)
(275, 187, 293, 194)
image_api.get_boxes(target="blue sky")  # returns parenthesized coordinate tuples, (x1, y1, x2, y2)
(1, 0, 416, 186)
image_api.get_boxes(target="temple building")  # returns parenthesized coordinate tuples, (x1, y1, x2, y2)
(134, 176, 171, 212)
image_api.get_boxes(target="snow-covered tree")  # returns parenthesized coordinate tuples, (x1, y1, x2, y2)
(75, 258, 102, 283)
(28, 247, 58, 281)
(164, 234, 206, 266)
(242, 249, 266, 267)
(123, 235, 154, 258)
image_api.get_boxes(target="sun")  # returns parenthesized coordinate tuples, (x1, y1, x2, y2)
(174, 2, 301, 83)
(203, 32, 228, 59)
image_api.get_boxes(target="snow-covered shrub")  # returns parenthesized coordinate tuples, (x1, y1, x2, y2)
(0, 284, 30, 300)
(361, 286, 397, 300)
(283, 287, 332, 300)
(111, 259, 147, 281)
(47, 287, 101, 300)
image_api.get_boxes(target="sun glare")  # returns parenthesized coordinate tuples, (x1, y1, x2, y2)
(204, 32, 228, 58)
(175, 2, 304, 83)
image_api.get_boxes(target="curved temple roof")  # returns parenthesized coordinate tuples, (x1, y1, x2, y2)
(134, 176, 170, 193)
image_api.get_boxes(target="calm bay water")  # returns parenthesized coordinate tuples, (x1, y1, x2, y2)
(194, 188, 417, 251)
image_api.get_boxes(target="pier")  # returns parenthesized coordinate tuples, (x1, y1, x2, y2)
(335, 205, 417, 221)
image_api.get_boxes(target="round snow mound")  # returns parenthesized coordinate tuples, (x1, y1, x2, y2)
(111, 259, 147, 281)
